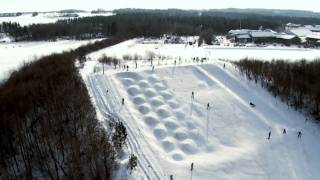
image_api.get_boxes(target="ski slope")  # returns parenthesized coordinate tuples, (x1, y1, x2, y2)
(81, 40, 320, 180)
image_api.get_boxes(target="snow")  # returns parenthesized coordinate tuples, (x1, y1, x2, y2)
(0, 39, 103, 81)
(250, 31, 275, 38)
(0, 33, 13, 42)
(275, 34, 296, 40)
(0, 12, 114, 26)
(87, 38, 320, 62)
(289, 28, 314, 37)
(81, 39, 320, 180)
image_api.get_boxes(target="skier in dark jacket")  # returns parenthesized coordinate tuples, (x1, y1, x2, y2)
(297, 131, 302, 139)
(283, 128, 286, 134)
(267, 131, 271, 140)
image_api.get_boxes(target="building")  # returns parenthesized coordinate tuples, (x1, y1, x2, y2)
(250, 30, 276, 44)
(228, 29, 277, 44)
(235, 34, 252, 43)
(285, 23, 302, 31)
(275, 33, 300, 45)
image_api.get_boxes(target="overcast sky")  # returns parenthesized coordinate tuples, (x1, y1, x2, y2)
(1, 0, 320, 12)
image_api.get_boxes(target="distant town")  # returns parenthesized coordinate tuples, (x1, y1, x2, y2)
(228, 23, 320, 47)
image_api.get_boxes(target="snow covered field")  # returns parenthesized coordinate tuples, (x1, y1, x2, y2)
(81, 39, 320, 180)
(88, 39, 320, 62)
(0, 12, 113, 26)
(0, 39, 103, 81)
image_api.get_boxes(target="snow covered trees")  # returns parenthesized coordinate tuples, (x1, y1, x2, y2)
(198, 29, 214, 46)
(128, 154, 138, 172)
(112, 121, 128, 149)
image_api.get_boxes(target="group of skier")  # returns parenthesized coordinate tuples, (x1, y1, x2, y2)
(267, 129, 302, 140)
(191, 91, 211, 110)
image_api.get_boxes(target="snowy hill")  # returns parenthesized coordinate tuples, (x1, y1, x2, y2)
(0, 39, 103, 81)
(0, 12, 113, 26)
(81, 40, 320, 180)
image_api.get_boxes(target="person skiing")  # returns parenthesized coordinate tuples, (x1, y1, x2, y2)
(297, 131, 302, 139)
(249, 102, 256, 107)
(207, 103, 210, 110)
(152, 65, 155, 72)
(267, 131, 271, 140)
(191, 91, 194, 100)
(127, 65, 129, 71)
(223, 63, 226, 68)
(174, 60, 177, 66)
(121, 98, 125, 105)
(283, 128, 286, 134)
(190, 162, 194, 171)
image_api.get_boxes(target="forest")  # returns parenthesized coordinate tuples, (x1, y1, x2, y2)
(235, 58, 320, 120)
(2, 9, 320, 41)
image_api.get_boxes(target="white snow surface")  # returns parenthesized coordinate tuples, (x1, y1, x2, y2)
(0, 39, 103, 81)
(81, 39, 320, 180)
(87, 39, 320, 62)
(0, 12, 113, 26)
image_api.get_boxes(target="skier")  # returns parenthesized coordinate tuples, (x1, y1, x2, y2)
(207, 103, 210, 110)
(135, 61, 138, 69)
(121, 98, 125, 105)
(190, 162, 194, 171)
(297, 131, 302, 139)
(191, 91, 194, 100)
(127, 65, 129, 71)
(223, 63, 226, 68)
(249, 102, 256, 107)
(283, 128, 286, 134)
(152, 65, 155, 72)
(174, 60, 177, 66)
(267, 131, 271, 140)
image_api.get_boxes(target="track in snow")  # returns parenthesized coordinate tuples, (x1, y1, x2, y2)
(87, 74, 163, 180)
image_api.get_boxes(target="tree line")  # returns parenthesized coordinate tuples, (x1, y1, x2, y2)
(235, 58, 320, 120)
(0, 37, 131, 179)
(3, 9, 320, 41)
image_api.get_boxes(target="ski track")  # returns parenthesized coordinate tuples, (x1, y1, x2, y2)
(88, 74, 163, 180)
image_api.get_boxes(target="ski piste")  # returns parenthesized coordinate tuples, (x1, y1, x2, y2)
(81, 39, 320, 180)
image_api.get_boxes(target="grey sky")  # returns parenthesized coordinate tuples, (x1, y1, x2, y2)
(1, 0, 319, 12)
